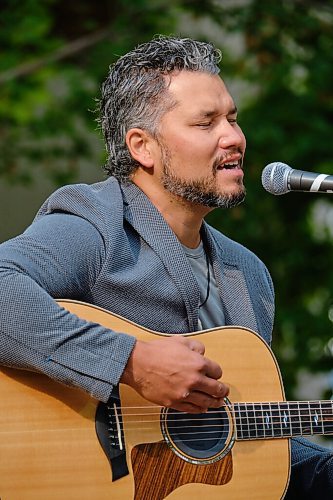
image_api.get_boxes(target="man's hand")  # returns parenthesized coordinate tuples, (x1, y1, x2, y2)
(120, 336, 228, 413)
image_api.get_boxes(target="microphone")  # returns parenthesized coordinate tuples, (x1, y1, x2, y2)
(262, 162, 333, 195)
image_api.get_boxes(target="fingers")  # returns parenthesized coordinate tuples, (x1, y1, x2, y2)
(168, 390, 213, 414)
(196, 376, 229, 399)
(171, 401, 208, 414)
(181, 377, 229, 412)
(202, 357, 223, 380)
(175, 337, 222, 379)
(175, 335, 206, 355)
(187, 338, 205, 355)
(171, 335, 228, 410)
(167, 387, 228, 414)
(183, 388, 227, 410)
(174, 368, 229, 413)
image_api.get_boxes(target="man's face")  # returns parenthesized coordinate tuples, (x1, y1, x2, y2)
(155, 71, 246, 209)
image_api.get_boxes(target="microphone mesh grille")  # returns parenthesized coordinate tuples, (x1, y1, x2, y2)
(261, 162, 292, 195)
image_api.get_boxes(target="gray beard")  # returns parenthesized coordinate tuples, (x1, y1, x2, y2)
(161, 148, 246, 209)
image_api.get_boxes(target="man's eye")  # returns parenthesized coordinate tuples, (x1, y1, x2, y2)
(228, 118, 238, 124)
(196, 122, 212, 128)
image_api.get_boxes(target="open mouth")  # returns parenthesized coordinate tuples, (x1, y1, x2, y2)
(217, 160, 241, 170)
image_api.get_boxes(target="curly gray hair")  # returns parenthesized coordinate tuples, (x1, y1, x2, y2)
(98, 35, 222, 181)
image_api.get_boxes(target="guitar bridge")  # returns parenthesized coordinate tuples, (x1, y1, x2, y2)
(95, 387, 129, 481)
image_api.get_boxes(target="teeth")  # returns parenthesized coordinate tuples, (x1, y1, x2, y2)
(223, 161, 238, 168)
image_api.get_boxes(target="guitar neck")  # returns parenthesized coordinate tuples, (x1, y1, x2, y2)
(233, 400, 333, 440)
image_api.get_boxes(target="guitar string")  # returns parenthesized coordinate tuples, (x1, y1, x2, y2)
(110, 402, 333, 433)
(120, 420, 331, 429)
(117, 427, 332, 441)
(118, 434, 307, 443)
(114, 400, 333, 410)
(118, 424, 332, 439)
(115, 412, 333, 423)
(112, 410, 333, 429)
(117, 416, 332, 423)
(120, 419, 332, 428)
(114, 401, 333, 415)
(110, 401, 333, 434)
(110, 415, 333, 437)
(115, 411, 333, 420)
(107, 420, 332, 441)
(120, 422, 333, 432)
(116, 407, 332, 416)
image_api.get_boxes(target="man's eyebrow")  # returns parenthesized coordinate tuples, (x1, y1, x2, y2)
(192, 109, 217, 119)
(194, 106, 238, 119)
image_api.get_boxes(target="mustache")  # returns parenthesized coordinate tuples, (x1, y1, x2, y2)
(213, 149, 244, 172)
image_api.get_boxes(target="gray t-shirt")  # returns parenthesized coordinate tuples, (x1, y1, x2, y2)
(182, 242, 225, 330)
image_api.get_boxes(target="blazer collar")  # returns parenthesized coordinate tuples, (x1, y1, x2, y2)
(121, 182, 200, 331)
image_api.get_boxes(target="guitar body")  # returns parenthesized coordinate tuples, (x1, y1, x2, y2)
(0, 300, 290, 499)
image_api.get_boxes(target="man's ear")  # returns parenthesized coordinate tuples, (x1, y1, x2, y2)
(125, 128, 155, 168)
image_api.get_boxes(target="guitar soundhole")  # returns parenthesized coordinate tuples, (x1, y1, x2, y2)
(161, 397, 235, 465)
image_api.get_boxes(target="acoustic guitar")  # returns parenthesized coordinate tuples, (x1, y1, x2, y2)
(1, 300, 332, 499)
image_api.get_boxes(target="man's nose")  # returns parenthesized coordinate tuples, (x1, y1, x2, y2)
(218, 121, 245, 150)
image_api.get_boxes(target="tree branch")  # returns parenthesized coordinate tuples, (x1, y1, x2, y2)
(0, 28, 110, 84)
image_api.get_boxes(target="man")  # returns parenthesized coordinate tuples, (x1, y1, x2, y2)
(0, 35, 332, 498)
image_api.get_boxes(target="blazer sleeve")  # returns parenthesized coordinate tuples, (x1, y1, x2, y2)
(285, 437, 333, 499)
(0, 212, 136, 401)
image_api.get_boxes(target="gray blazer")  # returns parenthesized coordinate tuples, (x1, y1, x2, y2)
(0, 177, 274, 401)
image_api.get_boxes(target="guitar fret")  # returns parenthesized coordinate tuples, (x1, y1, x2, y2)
(309, 401, 323, 435)
(263, 403, 273, 438)
(278, 402, 292, 437)
(254, 403, 270, 439)
(254, 403, 265, 438)
(247, 403, 257, 439)
(233, 403, 242, 440)
(299, 402, 312, 435)
(309, 402, 313, 435)
(298, 402, 302, 434)
(283, 402, 301, 436)
(319, 401, 325, 435)
(238, 403, 250, 439)
(271, 402, 283, 437)
(321, 401, 333, 434)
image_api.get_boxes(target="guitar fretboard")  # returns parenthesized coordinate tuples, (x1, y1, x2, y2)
(233, 401, 333, 440)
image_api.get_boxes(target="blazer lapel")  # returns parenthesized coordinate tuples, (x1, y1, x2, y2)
(202, 223, 258, 332)
(121, 183, 200, 331)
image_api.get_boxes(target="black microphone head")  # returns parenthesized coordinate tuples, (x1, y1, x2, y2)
(261, 162, 293, 195)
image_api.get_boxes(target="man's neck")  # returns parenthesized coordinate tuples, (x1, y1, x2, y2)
(131, 177, 211, 249)
(161, 207, 203, 248)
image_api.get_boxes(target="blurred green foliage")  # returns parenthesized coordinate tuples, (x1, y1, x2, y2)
(1, 0, 333, 406)
(206, 0, 333, 407)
